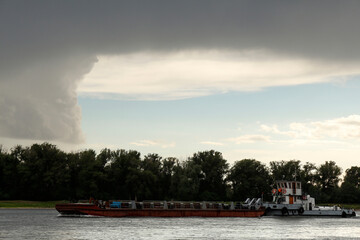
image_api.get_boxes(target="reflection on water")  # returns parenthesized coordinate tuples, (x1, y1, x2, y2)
(0, 209, 360, 240)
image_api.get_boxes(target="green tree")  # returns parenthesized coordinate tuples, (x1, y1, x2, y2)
(67, 148, 109, 200)
(95, 148, 113, 199)
(169, 159, 201, 201)
(317, 161, 342, 190)
(0, 146, 20, 199)
(316, 161, 342, 203)
(160, 157, 177, 200)
(189, 150, 229, 200)
(299, 162, 318, 195)
(139, 153, 162, 199)
(341, 166, 360, 203)
(228, 159, 271, 201)
(107, 149, 142, 200)
(270, 160, 301, 181)
(17, 143, 69, 200)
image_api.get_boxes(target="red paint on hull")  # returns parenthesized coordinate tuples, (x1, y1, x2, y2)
(56, 203, 264, 218)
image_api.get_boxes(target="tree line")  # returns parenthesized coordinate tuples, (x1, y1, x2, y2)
(0, 142, 359, 203)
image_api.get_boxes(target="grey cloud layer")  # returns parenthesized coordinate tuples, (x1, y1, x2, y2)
(3, 1, 360, 58)
(1, 0, 360, 143)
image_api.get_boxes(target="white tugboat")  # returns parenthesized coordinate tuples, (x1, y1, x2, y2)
(263, 180, 356, 217)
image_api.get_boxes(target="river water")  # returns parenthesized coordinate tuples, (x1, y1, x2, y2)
(1, 209, 360, 239)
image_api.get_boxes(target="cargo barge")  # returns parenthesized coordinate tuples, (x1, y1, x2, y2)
(56, 199, 265, 217)
(56, 180, 357, 218)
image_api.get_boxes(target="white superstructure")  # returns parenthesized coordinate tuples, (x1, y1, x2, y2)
(263, 180, 356, 217)
(272, 180, 315, 211)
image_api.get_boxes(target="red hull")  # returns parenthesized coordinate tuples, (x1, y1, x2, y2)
(56, 203, 264, 218)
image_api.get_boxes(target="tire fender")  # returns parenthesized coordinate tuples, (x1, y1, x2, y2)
(281, 207, 289, 216)
(298, 207, 304, 215)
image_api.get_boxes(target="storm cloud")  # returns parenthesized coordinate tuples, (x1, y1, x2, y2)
(1, 0, 360, 143)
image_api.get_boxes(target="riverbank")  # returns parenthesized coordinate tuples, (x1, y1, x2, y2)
(0, 200, 69, 209)
(1, 200, 360, 210)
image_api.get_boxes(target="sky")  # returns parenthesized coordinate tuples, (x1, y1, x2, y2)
(1, 0, 360, 171)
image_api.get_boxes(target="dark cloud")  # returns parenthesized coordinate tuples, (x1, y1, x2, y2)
(1, 0, 360, 143)
(3, 1, 360, 58)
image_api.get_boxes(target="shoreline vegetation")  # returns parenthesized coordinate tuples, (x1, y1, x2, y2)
(1, 200, 360, 211)
(1, 143, 360, 204)
(0, 200, 68, 209)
